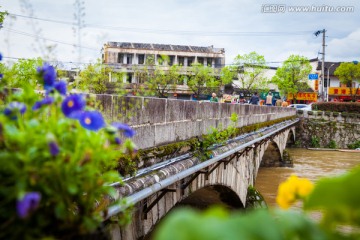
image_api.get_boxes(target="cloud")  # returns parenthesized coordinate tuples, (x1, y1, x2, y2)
(0, 0, 359, 67)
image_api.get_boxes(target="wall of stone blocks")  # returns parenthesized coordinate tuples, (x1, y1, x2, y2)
(96, 94, 296, 149)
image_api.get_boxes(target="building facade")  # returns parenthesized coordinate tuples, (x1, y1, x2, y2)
(102, 42, 225, 86)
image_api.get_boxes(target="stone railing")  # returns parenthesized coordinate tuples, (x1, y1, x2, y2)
(95, 94, 296, 149)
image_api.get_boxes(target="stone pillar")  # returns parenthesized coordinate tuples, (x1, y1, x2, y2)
(133, 53, 137, 65)
(123, 54, 127, 64)
(184, 57, 188, 67)
(174, 55, 178, 65)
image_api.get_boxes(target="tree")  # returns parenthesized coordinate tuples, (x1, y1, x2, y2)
(0, 6, 8, 27)
(233, 51, 269, 94)
(146, 64, 180, 98)
(334, 62, 360, 101)
(187, 63, 219, 97)
(0, 58, 44, 89)
(272, 55, 312, 102)
(219, 66, 235, 87)
(133, 55, 180, 98)
(78, 60, 124, 94)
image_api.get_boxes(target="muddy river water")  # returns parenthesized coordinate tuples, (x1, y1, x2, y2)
(255, 148, 360, 208)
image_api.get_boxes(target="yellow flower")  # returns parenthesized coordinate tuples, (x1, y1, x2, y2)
(297, 178, 314, 198)
(276, 175, 314, 209)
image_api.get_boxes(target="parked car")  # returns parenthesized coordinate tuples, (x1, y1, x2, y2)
(288, 104, 312, 111)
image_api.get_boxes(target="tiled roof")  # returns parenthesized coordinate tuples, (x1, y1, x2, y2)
(106, 42, 224, 54)
(316, 61, 342, 75)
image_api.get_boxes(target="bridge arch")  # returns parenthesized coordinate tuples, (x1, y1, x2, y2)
(177, 184, 244, 210)
(286, 128, 296, 147)
(261, 141, 282, 167)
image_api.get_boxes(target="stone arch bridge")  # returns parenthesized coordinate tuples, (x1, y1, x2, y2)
(106, 119, 297, 240)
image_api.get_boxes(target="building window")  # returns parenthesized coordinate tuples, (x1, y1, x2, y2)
(146, 54, 155, 65)
(169, 56, 175, 66)
(126, 54, 133, 64)
(207, 58, 213, 67)
(118, 53, 123, 64)
(215, 58, 222, 68)
(138, 54, 145, 64)
(178, 57, 185, 66)
(126, 73, 132, 83)
(197, 57, 204, 65)
(188, 57, 194, 66)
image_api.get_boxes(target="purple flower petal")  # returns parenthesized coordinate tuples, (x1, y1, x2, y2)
(54, 80, 67, 95)
(114, 137, 122, 145)
(0, 53, 2, 61)
(32, 97, 54, 111)
(61, 94, 86, 118)
(37, 64, 57, 91)
(79, 111, 105, 131)
(4, 102, 27, 119)
(111, 122, 136, 138)
(48, 141, 60, 156)
(17, 192, 41, 219)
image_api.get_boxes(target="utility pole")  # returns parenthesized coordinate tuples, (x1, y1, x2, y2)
(321, 29, 326, 101)
(314, 29, 326, 101)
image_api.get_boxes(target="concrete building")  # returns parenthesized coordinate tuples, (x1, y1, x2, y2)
(312, 61, 359, 101)
(102, 42, 225, 87)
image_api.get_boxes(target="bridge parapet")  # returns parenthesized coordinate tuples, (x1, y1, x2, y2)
(96, 94, 296, 149)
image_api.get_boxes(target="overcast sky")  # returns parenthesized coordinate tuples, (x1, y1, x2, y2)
(1, 0, 359, 68)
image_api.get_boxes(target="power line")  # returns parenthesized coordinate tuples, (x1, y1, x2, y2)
(2, 27, 100, 51)
(8, 12, 313, 36)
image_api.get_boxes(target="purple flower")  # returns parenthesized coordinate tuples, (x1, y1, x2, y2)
(0, 53, 2, 61)
(32, 97, 54, 110)
(61, 94, 86, 118)
(79, 111, 105, 131)
(48, 141, 60, 156)
(111, 122, 136, 138)
(17, 192, 41, 219)
(0, 73, 3, 79)
(54, 80, 67, 95)
(114, 137, 122, 145)
(4, 102, 27, 119)
(37, 64, 57, 91)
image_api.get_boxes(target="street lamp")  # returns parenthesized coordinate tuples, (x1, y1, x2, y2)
(326, 63, 335, 102)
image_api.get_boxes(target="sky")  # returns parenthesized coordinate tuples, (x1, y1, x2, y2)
(1, 0, 360, 68)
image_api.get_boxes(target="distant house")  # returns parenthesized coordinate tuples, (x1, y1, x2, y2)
(102, 42, 225, 84)
(316, 61, 359, 101)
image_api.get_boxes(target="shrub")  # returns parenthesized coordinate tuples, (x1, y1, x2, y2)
(327, 140, 337, 149)
(0, 62, 136, 239)
(324, 111, 331, 117)
(307, 111, 314, 115)
(333, 112, 340, 117)
(312, 102, 360, 113)
(348, 140, 360, 149)
(310, 136, 320, 148)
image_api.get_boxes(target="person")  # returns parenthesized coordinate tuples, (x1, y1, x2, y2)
(265, 92, 273, 106)
(281, 100, 289, 107)
(249, 92, 260, 105)
(275, 97, 282, 107)
(210, 93, 218, 103)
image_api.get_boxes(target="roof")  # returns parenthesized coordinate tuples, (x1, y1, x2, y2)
(316, 61, 342, 75)
(105, 42, 225, 54)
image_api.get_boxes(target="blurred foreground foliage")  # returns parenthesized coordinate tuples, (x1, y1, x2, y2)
(155, 166, 360, 240)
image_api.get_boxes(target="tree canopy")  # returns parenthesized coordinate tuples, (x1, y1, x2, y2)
(233, 51, 269, 94)
(78, 60, 124, 94)
(0, 58, 44, 89)
(187, 63, 218, 96)
(334, 62, 360, 101)
(272, 55, 312, 101)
